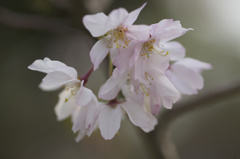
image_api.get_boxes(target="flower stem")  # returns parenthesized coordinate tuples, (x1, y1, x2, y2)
(108, 54, 113, 77)
(80, 65, 94, 85)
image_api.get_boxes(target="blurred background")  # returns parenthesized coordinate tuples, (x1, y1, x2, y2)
(1, 0, 240, 159)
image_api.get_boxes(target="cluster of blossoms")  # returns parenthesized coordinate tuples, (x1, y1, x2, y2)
(28, 3, 211, 141)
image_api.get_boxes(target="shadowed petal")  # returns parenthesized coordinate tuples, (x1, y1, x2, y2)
(121, 101, 157, 132)
(90, 38, 111, 71)
(54, 89, 76, 121)
(76, 81, 94, 106)
(163, 41, 186, 61)
(98, 105, 122, 140)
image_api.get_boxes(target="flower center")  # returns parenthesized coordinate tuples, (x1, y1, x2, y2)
(141, 38, 168, 59)
(106, 26, 130, 49)
(64, 82, 81, 103)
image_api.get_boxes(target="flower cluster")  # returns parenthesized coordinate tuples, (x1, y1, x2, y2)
(28, 3, 211, 141)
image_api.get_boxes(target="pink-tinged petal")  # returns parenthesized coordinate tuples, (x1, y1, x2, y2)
(171, 64, 204, 90)
(121, 84, 142, 105)
(83, 13, 113, 37)
(165, 58, 211, 95)
(165, 70, 198, 95)
(98, 69, 127, 100)
(163, 41, 186, 61)
(127, 25, 150, 41)
(152, 20, 193, 43)
(28, 57, 53, 73)
(150, 97, 162, 115)
(113, 45, 136, 74)
(108, 8, 128, 28)
(123, 3, 147, 25)
(176, 58, 212, 72)
(54, 89, 76, 121)
(75, 81, 94, 106)
(150, 19, 174, 36)
(110, 47, 120, 63)
(90, 38, 111, 71)
(148, 53, 170, 73)
(72, 106, 88, 133)
(85, 99, 100, 136)
(151, 76, 180, 109)
(134, 54, 169, 83)
(42, 71, 79, 88)
(121, 101, 157, 132)
(129, 43, 143, 67)
(98, 105, 122, 140)
(159, 28, 187, 43)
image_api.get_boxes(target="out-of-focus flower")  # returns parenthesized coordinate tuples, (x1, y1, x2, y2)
(165, 58, 212, 95)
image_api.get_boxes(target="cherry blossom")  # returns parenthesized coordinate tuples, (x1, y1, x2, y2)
(165, 58, 212, 95)
(28, 58, 99, 141)
(28, 3, 212, 142)
(83, 3, 149, 70)
(98, 84, 157, 140)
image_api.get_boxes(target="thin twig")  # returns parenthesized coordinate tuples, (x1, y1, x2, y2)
(162, 82, 240, 122)
(149, 81, 240, 159)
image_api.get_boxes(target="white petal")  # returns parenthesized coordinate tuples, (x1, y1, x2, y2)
(75, 82, 94, 106)
(122, 84, 143, 105)
(150, 96, 162, 115)
(39, 82, 60, 91)
(46, 61, 78, 79)
(165, 70, 198, 95)
(163, 41, 186, 61)
(54, 89, 77, 121)
(75, 132, 85, 142)
(150, 19, 174, 36)
(98, 105, 122, 140)
(83, 13, 113, 37)
(171, 64, 204, 90)
(108, 8, 128, 28)
(85, 99, 100, 136)
(153, 20, 192, 43)
(28, 57, 53, 73)
(127, 25, 150, 41)
(123, 3, 147, 25)
(42, 71, 79, 88)
(160, 28, 186, 43)
(28, 58, 78, 79)
(90, 38, 110, 71)
(98, 69, 127, 100)
(151, 76, 180, 109)
(121, 101, 157, 132)
(176, 58, 212, 72)
(72, 106, 88, 133)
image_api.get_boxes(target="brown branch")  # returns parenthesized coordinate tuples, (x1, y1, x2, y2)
(0, 6, 77, 33)
(147, 81, 240, 159)
(137, 81, 240, 159)
(162, 81, 240, 122)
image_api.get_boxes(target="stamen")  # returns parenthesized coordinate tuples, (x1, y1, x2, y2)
(141, 83, 149, 96)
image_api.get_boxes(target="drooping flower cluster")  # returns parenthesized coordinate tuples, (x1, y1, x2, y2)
(28, 3, 211, 141)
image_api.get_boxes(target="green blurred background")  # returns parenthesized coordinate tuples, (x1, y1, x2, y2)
(1, 0, 240, 159)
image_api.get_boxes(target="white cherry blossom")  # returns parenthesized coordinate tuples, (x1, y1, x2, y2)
(165, 58, 212, 95)
(83, 3, 149, 70)
(28, 58, 99, 141)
